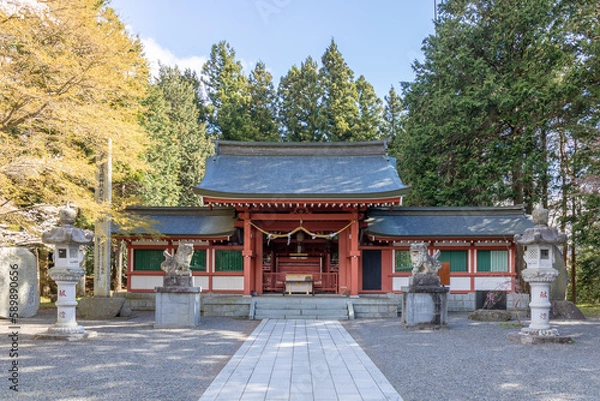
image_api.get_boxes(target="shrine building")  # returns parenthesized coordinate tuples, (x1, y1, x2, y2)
(116, 140, 532, 310)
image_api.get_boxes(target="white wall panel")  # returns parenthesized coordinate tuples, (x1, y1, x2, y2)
(393, 277, 410, 291)
(474, 277, 512, 291)
(193, 276, 209, 290)
(130, 275, 163, 290)
(212, 276, 244, 290)
(449, 277, 471, 291)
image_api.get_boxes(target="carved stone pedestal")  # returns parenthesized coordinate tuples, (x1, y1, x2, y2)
(154, 280, 201, 329)
(401, 283, 449, 329)
(34, 267, 98, 341)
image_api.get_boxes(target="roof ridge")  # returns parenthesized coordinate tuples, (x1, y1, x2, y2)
(214, 140, 389, 157)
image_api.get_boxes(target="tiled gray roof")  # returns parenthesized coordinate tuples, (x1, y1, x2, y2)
(366, 206, 533, 239)
(195, 140, 410, 200)
(113, 207, 236, 237)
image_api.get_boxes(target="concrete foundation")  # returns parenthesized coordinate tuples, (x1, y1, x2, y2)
(116, 291, 528, 319)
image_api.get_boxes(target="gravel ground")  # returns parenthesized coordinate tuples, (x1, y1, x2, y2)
(2, 310, 598, 401)
(343, 313, 600, 401)
(1, 309, 259, 401)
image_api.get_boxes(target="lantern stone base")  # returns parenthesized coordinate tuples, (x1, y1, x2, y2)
(401, 285, 449, 329)
(508, 328, 572, 344)
(34, 326, 97, 341)
(154, 286, 201, 329)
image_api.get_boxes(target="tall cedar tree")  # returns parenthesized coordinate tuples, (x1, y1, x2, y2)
(278, 57, 325, 142)
(355, 75, 384, 141)
(0, 0, 149, 232)
(399, 0, 576, 213)
(153, 66, 211, 206)
(201, 41, 252, 140)
(319, 39, 360, 141)
(383, 86, 405, 158)
(140, 83, 182, 206)
(247, 61, 280, 141)
(141, 66, 212, 206)
(559, 0, 600, 302)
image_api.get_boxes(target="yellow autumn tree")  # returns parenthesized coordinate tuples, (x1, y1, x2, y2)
(0, 0, 149, 239)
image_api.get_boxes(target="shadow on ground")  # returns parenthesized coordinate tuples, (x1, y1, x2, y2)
(1, 309, 259, 401)
(343, 313, 600, 401)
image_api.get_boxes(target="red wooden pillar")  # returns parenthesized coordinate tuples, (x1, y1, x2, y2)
(349, 216, 360, 297)
(337, 227, 349, 294)
(254, 228, 263, 294)
(242, 217, 253, 296)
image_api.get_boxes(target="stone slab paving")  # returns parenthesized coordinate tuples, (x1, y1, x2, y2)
(198, 319, 403, 401)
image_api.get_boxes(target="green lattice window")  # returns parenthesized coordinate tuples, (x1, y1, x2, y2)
(215, 250, 243, 272)
(190, 250, 207, 271)
(133, 249, 163, 271)
(395, 250, 413, 272)
(477, 250, 508, 272)
(438, 250, 468, 272)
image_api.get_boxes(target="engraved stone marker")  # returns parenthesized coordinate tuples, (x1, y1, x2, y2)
(0, 247, 39, 318)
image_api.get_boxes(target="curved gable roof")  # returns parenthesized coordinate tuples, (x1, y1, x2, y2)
(195, 140, 410, 201)
(113, 207, 236, 238)
(366, 206, 533, 239)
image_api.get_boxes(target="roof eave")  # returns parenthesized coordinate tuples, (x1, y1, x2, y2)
(193, 188, 411, 201)
(365, 232, 522, 240)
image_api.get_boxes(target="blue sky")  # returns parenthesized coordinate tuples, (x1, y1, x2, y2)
(110, 0, 437, 99)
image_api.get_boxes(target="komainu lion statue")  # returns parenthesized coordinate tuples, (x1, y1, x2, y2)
(410, 242, 442, 276)
(161, 244, 194, 276)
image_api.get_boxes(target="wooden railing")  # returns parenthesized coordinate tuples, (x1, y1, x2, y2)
(263, 272, 338, 294)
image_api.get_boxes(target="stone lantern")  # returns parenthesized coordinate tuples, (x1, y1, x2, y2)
(510, 208, 571, 344)
(36, 204, 96, 340)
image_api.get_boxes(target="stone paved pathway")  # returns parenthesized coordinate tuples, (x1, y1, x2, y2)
(198, 319, 403, 401)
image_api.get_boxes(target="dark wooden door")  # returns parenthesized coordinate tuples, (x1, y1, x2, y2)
(362, 250, 382, 291)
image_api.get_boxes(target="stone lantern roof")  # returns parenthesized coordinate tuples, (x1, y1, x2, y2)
(514, 208, 566, 246)
(41, 204, 94, 245)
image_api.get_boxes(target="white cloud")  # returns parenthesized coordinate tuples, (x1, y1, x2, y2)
(139, 36, 207, 80)
(133, 33, 259, 81)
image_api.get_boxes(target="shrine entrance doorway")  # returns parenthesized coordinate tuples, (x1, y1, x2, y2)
(261, 236, 339, 294)
(362, 250, 382, 291)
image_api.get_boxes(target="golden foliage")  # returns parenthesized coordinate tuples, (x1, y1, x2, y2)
(0, 0, 150, 228)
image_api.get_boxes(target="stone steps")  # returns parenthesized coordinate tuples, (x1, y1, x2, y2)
(352, 297, 399, 318)
(114, 292, 401, 319)
(253, 297, 350, 320)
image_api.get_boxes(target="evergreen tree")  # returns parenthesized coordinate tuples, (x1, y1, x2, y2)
(383, 86, 403, 139)
(140, 84, 181, 206)
(152, 65, 212, 206)
(399, 0, 576, 212)
(319, 39, 359, 141)
(247, 61, 280, 141)
(201, 41, 252, 140)
(559, 0, 600, 302)
(383, 86, 405, 158)
(278, 57, 325, 142)
(355, 75, 383, 141)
